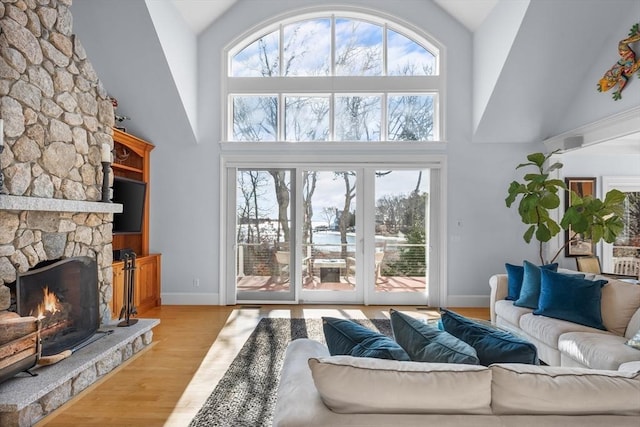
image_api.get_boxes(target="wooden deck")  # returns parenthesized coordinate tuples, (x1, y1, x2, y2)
(237, 274, 426, 292)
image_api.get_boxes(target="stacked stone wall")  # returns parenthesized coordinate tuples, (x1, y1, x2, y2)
(0, 0, 115, 322)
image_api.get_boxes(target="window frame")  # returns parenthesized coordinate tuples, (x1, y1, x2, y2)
(220, 151, 448, 306)
(221, 8, 446, 144)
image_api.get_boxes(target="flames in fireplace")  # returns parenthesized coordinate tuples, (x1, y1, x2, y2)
(34, 286, 63, 319)
(32, 286, 74, 347)
(17, 257, 100, 356)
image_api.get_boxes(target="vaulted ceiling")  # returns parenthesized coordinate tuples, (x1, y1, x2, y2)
(71, 0, 640, 146)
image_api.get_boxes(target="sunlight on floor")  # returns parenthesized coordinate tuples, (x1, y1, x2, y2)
(163, 308, 261, 426)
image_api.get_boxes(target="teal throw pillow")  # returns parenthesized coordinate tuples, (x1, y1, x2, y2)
(534, 269, 608, 330)
(322, 317, 410, 361)
(389, 309, 479, 364)
(439, 308, 539, 366)
(506, 262, 558, 301)
(514, 261, 562, 309)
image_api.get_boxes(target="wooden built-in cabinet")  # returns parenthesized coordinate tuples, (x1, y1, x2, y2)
(111, 253, 161, 319)
(110, 129, 161, 319)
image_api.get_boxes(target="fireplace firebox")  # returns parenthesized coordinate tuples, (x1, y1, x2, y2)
(16, 257, 100, 357)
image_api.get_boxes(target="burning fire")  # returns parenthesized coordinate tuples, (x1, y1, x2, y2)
(35, 286, 62, 320)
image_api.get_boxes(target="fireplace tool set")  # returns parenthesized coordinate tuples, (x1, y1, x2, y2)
(119, 253, 138, 327)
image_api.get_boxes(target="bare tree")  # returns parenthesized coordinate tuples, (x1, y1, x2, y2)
(303, 171, 317, 244)
(321, 206, 336, 229)
(268, 170, 290, 246)
(338, 172, 356, 258)
(237, 171, 270, 243)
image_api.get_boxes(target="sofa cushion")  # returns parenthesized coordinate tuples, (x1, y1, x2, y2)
(322, 317, 410, 361)
(308, 356, 492, 414)
(534, 269, 607, 330)
(389, 309, 479, 364)
(518, 312, 609, 349)
(505, 262, 557, 301)
(600, 279, 640, 336)
(494, 300, 533, 328)
(440, 308, 538, 366)
(490, 363, 640, 415)
(559, 331, 640, 370)
(515, 261, 567, 309)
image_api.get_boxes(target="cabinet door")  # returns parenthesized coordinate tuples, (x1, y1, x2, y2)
(111, 262, 125, 320)
(135, 255, 159, 313)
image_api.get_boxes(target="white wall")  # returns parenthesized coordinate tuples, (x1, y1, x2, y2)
(556, 1, 640, 135)
(192, 0, 538, 306)
(71, 0, 638, 307)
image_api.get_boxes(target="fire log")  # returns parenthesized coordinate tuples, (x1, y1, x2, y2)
(0, 316, 39, 345)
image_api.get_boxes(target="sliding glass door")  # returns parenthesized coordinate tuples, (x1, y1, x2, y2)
(235, 169, 296, 301)
(224, 158, 441, 306)
(300, 169, 361, 303)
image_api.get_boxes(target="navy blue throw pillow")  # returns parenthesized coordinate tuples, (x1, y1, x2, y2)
(505, 262, 558, 301)
(322, 317, 410, 361)
(389, 309, 479, 364)
(439, 308, 538, 366)
(534, 269, 608, 330)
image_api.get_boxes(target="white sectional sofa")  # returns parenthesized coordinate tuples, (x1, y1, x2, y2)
(273, 338, 640, 427)
(490, 271, 640, 369)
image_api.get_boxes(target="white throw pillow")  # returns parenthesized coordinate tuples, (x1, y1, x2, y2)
(491, 363, 640, 415)
(308, 355, 492, 414)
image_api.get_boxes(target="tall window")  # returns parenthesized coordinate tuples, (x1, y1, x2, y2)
(221, 10, 447, 306)
(224, 13, 443, 142)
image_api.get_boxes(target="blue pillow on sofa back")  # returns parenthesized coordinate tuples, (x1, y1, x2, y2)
(322, 317, 410, 361)
(505, 262, 558, 301)
(439, 308, 538, 366)
(534, 269, 608, 330)
(514, 261, 562, 309)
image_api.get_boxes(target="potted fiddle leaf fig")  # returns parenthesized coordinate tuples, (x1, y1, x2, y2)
(505, 151, 626, 264)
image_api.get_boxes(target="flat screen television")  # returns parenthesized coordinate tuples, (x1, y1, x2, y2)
(112, 176, 147, 234)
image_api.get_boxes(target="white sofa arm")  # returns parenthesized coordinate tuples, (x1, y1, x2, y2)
(489, 274, 508, 325)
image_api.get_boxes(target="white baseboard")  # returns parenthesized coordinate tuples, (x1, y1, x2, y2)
(161, 292, 220, 305)
(445, 295, 490, 307)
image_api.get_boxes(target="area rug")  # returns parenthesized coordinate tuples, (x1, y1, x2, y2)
(189, 317, 392, 427)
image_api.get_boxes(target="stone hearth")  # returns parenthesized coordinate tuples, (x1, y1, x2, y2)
(0, 319, 158, 427)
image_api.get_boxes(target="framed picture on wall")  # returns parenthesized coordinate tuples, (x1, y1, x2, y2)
(565, 177, 597, 257)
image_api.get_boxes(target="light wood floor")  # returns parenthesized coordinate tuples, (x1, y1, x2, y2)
(36, 305, 489, 427)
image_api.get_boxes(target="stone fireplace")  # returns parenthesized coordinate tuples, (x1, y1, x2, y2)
(0, 0, 117, 324)
(0, 1, 158, 425)
(15, 256, 99, 356)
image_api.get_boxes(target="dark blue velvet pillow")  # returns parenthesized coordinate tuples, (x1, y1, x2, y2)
(534, 269, 608, 330)
(439, 308, 538, 366)
(322, 317, 410, 361)
(505, 262, 558, 301)
(514, 261, 561, 309)
(389, 309, 479, 364)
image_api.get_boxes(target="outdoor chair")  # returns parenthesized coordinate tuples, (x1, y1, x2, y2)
(275, 250, 312, 284)
(346, 251, 385, 284)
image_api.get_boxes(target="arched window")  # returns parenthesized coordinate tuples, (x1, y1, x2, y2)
(224, 13, 443, 142)
(220, 10, 447, 307)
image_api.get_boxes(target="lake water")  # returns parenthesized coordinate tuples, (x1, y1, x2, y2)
(310, 231, 405, 253)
